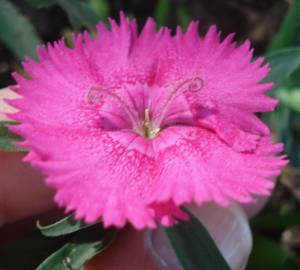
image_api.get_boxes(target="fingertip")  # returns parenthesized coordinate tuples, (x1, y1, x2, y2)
(0, 151, 55, 225)
(85, 227, 161, 270)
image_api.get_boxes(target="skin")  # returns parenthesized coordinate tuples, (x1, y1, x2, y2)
(0, 88, 162, 270)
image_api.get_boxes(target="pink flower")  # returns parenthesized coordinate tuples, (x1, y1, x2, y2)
(6, 13, 287, 229)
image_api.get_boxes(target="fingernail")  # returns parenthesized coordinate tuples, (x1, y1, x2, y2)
(145, 228, 182, 270)
(188, 203, 252, 270)
(145, 203, 252, 270)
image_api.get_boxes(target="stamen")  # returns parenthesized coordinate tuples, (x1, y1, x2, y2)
(142, 108, 151, 138)
(144, 108, 150, 124)
(154, 77, 203, 126)
(188, 77, 203, 92)
(86, 87, 102, 105)
(86, 86, 140, 130)
(142, 108, 160, 139)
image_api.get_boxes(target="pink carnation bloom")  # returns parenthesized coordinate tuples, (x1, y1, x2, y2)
(6, 13, 287, 229)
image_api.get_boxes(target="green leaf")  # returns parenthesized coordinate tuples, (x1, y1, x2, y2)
(37, 215, 100, 237)
(251, 213, 300, 231)
(88, 0, 109, 21)
(264, 104, 300, 167)
(263, 48, 300, 167)
(57, 0, 100, 31)
(289, 65, 300, 86)
(177, 6, 190, 31)
(0, 0, 42, 59)
(0, 230, 69, 270)
(0, 221, 116, 270)
(248, 233, 299, 270)
(26, 0, 57, 8)
(278, 87, 300, 112)
(153, 0, 170, 29)
(0, 121, 27, 152)
(268, 0, 300, 53)
(36, 226, 116, 270)
(165, 210, 231, 270)
(265, 47, 300, 87)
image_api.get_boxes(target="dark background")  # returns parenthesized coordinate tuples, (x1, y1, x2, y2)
(0, 0, 290, 87)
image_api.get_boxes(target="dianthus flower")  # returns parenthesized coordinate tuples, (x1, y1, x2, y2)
(6, 13, 287, 229)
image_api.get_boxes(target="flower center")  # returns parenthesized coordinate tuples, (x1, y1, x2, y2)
(141, 108, 160, 139)
(85, 77, 203, 139)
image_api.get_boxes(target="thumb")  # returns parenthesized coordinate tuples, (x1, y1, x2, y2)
(86, 228, 161, 270)
(0, 87, 55, 226)
(0, 151, 55, 226)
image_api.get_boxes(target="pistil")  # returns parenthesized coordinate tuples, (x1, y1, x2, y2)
(141, 108, 160, 139)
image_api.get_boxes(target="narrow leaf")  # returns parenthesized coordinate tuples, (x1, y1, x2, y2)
(153, 0, 170, 29)
(248, 233, 299, 270)
(0, 121, 27, 151)
(88, 0, 109, 21)
(265, 47, 300, 87)
(251, 213, 300, 231)
(165, 210, 231, 270)
(0, 0, 42, 59)
(263, 52, 300, 167)
(0, 230, 69, 270)
(177, 6, 190, 31)
(278, 87, 300, 112)
(37, 214, 100, 237)
(36, 226, 116, 270)
(57, 0, 100, 31)
(268, 0, 300, 53)
(26, 0, 57, 8)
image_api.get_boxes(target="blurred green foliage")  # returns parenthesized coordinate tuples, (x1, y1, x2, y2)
(268, 0, 300, 53)
(249, 233, 299, 270)
(0, 121, 27, 151)
(251, 1, 300, 269)
(0, 0, 41, 59)
(27, 0, 108, 30)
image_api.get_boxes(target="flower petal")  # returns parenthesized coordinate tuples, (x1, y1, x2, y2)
(10, 119, 184, 228)
(5, 14, 287, 229)
(155, 24, 277, 138)
(151, 126, 287, 206)
(34, 129, 157, 229)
